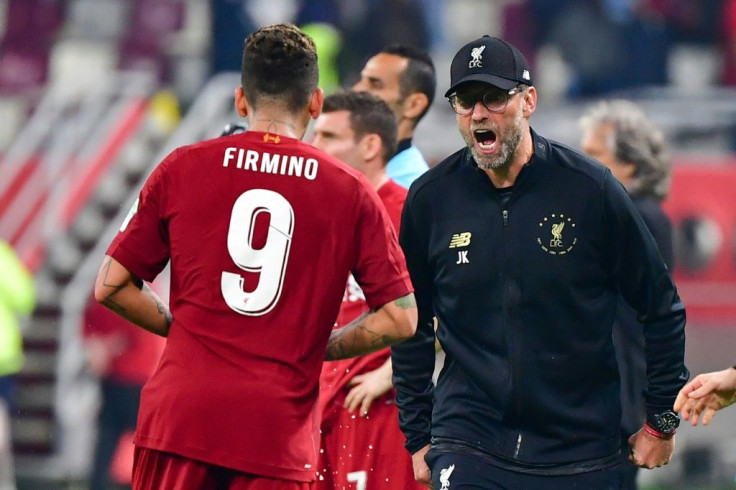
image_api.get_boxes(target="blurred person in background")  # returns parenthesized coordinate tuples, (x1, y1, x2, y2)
(352, 44, 436, 188)
(311, 91, 423, 490)
(209, 0, 257, 74)
(392, 35, 689, 488)
(723, 0, 736, 86)
(0, 240, 35, 490)
(93, 24, 416, 489)
(339, 0, 430, 84)
(82, 293, 165, 490)
(675, 366, 736, 426)
(580, 99, 674, 490)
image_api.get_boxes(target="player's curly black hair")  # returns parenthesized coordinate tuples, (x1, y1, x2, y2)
(241, 24, 319, 114)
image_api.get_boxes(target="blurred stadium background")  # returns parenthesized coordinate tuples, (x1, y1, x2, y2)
(1, 0, 736, 488)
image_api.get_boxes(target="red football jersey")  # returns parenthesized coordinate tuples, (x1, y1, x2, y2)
(106, 131, 412, 482)
(319, 179, 407, 413)
(317, 179, 422, 490)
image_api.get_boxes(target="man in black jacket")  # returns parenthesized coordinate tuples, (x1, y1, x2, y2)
(391, 35, 689, 489)
(580, 99, 675, 490)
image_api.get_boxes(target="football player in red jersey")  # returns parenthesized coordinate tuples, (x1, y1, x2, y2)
(312, 91, 424, 490)
(94, 24, 416, 490)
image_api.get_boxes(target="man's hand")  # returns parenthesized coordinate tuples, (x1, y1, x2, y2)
(628, 427, 675, 468)
(674, 367, 736, 426)
(344, 359, 393, 416)
(412, 444, 432, 488)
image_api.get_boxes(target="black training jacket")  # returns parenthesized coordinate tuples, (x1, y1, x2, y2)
(391, 129, 688, 474)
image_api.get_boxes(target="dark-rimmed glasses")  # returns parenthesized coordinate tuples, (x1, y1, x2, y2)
(448, 85, 525, 115)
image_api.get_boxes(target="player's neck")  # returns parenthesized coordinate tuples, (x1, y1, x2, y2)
(248, 112, 305, 140)
(397, 119, 414, 141)
(370, 169, 390, 190)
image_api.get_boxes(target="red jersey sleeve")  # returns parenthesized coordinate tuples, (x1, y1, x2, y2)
(350, 180, 413, 310)
(106, 152, 174, 282)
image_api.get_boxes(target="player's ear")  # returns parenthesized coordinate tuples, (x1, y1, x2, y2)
(360, 133, 382, 162)
(309, 88, 324, 120)
(522, 86, 537, 118)
(235, 87, 248, 117)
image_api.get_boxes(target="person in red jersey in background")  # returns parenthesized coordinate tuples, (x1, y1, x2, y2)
(311, 91, 424, 490)
(93, 24, 417, 490)
(82, 291, 165, 490)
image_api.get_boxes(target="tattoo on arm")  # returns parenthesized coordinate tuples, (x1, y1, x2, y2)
(99, 257, 133, 314)
(99, 257, 127, 295)
(142, 283, 173, 327)
(325, 309, 404, 361)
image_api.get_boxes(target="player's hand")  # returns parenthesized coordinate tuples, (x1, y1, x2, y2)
(344, 364, 393, 416)
(412, 444, 432, 488)
(628, 427, 674, 469)
(674, 368, 736, 426)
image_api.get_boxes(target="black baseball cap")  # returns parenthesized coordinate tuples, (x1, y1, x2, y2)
(445, 35, 533, 97)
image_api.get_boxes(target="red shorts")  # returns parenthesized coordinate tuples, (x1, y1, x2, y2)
(316, 394, 422, 490)
(133, 446, 313, 490)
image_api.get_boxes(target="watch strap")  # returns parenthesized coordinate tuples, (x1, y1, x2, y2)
(644, 422, 674, 439)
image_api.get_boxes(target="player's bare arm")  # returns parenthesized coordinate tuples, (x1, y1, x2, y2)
(94, 255, 172, 337)
(325, 293, 417, 360)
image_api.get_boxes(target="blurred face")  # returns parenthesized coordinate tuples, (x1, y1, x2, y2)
(580, 122, 634, 186)
(456, 82, 526, 171)
(312, 110, 364, 171)
(352, 53, 407, 117)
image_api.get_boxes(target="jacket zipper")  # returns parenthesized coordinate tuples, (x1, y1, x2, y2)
(503, 208, 524, 460)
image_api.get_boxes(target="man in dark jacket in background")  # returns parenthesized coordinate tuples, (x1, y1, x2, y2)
(580, 99, 675, 489)
(391, 35, 689, 489)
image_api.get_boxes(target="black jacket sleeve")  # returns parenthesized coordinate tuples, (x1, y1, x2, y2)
(602, 174, 689, 416)
(391, 190, 437, 454)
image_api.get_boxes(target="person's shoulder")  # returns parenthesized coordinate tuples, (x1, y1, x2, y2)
(158, 133, 234, 168)
(632, 195, 669, 222)
(381, 178, 409, 197)
(379, 178, 409, 208)
(390, 145, 428, 168)
(406, 147, 467, 199)
(535, 131, 609, 184)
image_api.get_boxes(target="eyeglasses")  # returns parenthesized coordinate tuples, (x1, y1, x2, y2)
(448, 85, 525, 115)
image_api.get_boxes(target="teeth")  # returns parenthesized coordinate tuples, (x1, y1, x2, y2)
(474, 129, 495, 150)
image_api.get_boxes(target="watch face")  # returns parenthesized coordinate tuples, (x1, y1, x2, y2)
(655, 411, 680, 433)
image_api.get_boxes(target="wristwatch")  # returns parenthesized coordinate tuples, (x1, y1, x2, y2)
(646, 410, 680, 436)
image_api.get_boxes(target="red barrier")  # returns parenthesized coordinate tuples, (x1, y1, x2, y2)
(664, 159, 736, 324)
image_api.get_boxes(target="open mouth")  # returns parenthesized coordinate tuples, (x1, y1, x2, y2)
(473, 129, 497, 152)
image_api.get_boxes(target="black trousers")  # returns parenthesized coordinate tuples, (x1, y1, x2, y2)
(89, 380, 142, 490)
(618, 436, 640, 490)
(426, 448, 623, 490)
